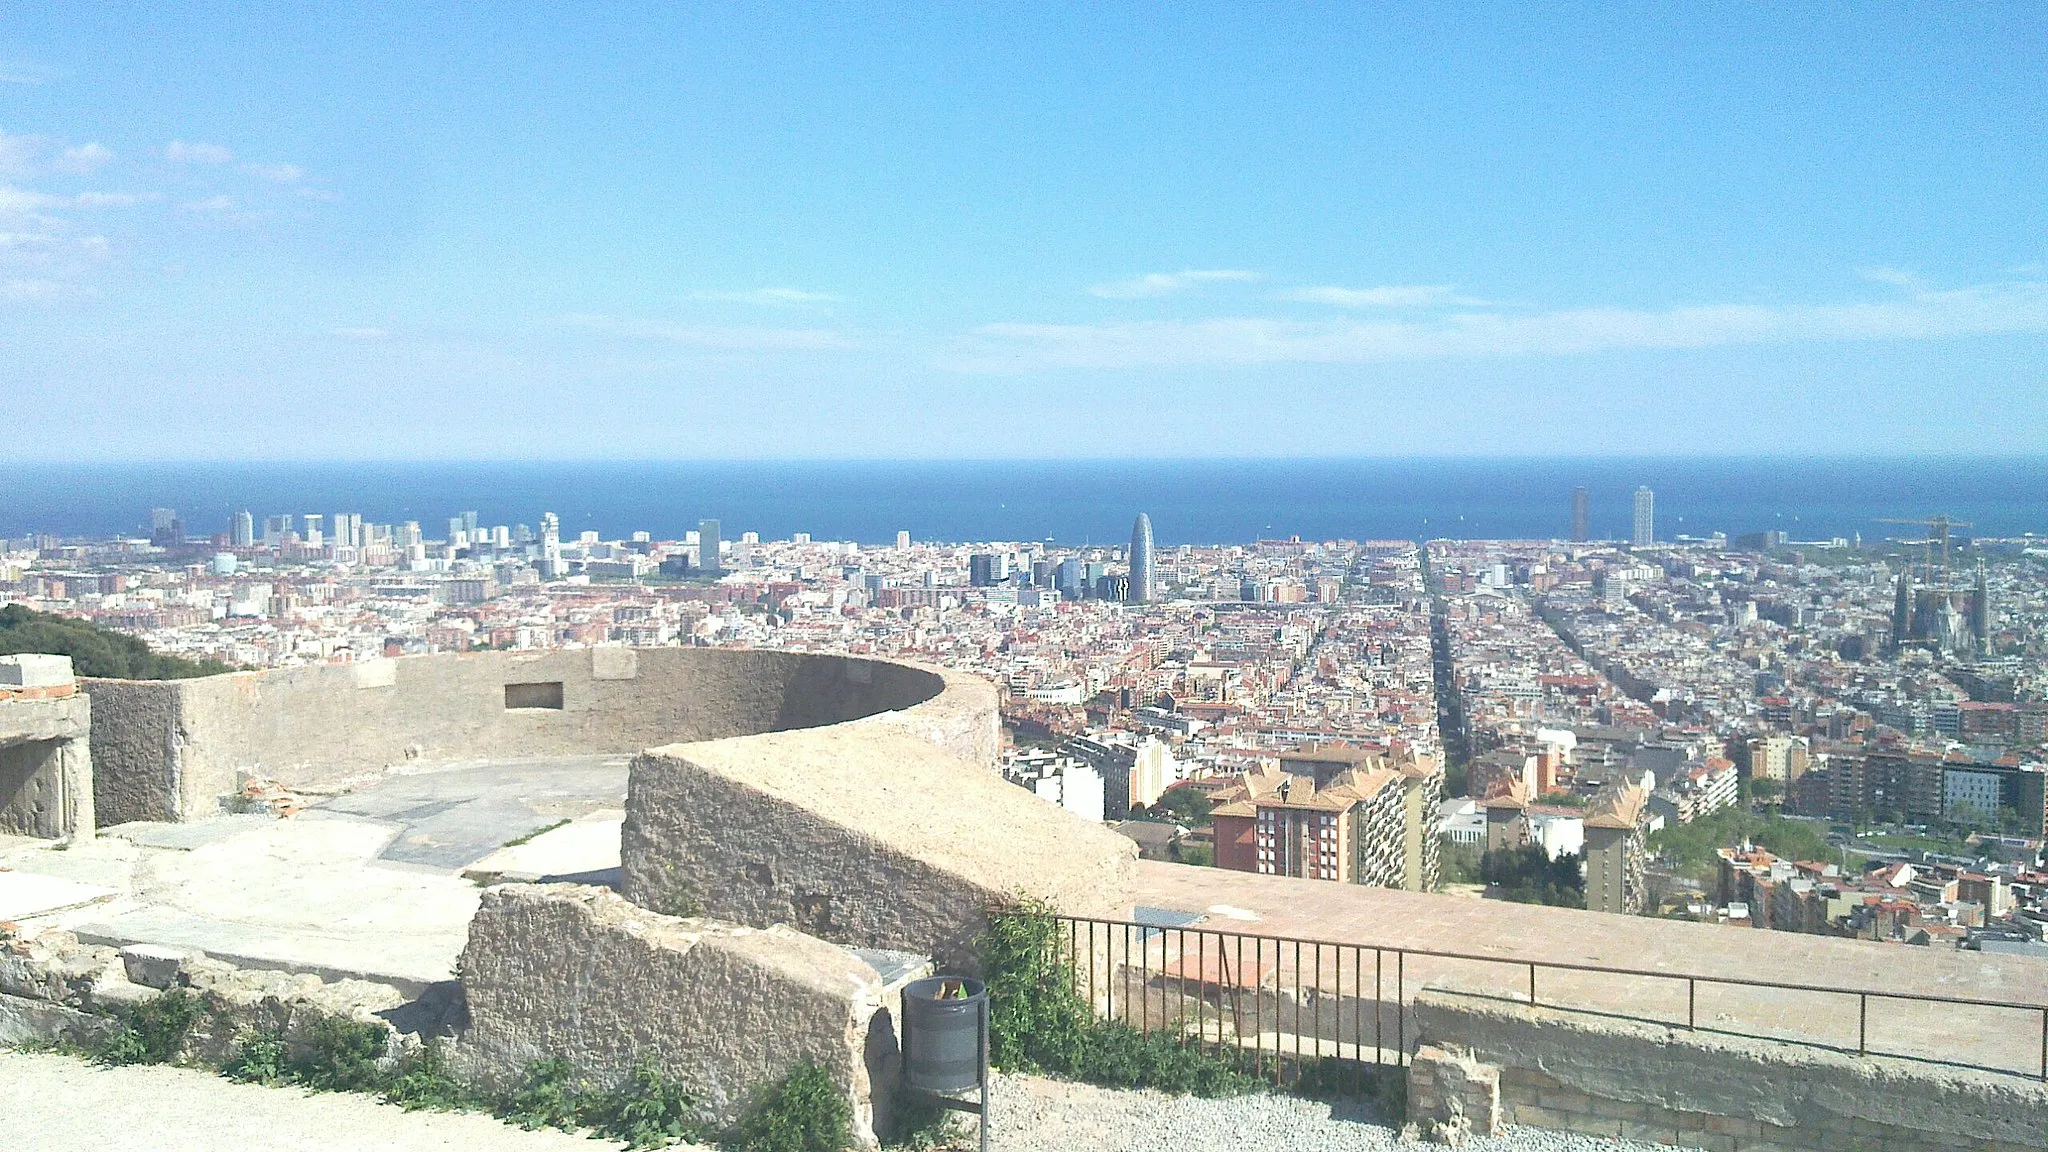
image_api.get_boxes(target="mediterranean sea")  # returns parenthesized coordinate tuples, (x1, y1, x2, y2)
(4, 457, 2046, 547)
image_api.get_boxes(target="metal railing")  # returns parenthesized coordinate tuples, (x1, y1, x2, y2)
(1025, 913, 2048, 1085)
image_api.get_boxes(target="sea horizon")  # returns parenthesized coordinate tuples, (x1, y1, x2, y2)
(3, 455, 2046, 547)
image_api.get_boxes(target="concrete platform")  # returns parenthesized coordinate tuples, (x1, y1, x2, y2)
(0, 871, 117, 921)
(1124, 861, 2048, 1079)
(0, 756, 633, 990)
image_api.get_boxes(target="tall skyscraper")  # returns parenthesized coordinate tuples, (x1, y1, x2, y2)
(1570, 487, 1590, 543)
(231, 510, 255, 549)
(1128, 513, 1155, 603)
(149, 507, 185, 548)
(1055, 556, 1085, 599)
(1891, 567, 1914, 651)
(968, 553, 1008, 586)
(1631, 487, 1655, 548)
(896, 530, 911, 551)
(698, 519, 722, 575)
(539, 512, 563, 579)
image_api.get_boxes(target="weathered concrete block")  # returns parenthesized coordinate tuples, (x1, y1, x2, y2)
(621, 726, 1138, 971)
(121, 943, 200, 990)
(0, 990, 115, 1047)
(457, 883, 898, 1149)
(1407, 1044, 1502, 1142)
(83, 971, 161, 1013)
(0, 654, 74, 688)
(590, 647, 639, 681)
(0, 930, 116, 1005)
(1412, 987, 2048, 1150)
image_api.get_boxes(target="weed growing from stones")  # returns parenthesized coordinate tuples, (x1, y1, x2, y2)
(981, 899, 1259, 1098)
(731, 1063, 852, 1152)
(290, 1016, 390, 1092)
(587, 1063, 707, 1149)
(35, 987, 831, 1150)
(501, 1058, 586, 1131)
(500, 818, 571, 848)
(93, 987, 200, 1066)
(381, 1041, 475, 1112)
(223, 1029, 290, 1085)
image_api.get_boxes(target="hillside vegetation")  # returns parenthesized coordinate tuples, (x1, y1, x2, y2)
(0, 605, 231, 680)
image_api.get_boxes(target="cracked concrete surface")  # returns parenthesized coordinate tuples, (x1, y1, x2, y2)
(0, 756, 629, 989)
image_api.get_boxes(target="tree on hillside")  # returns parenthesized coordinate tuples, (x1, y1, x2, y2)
(0, 605, 231, 680)
(1480, 844, 1585, 907)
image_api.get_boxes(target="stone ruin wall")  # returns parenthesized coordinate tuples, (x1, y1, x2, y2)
(81, 647, 996, 824)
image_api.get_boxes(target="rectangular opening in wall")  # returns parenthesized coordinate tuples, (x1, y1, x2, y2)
(504, 682, 565, 710)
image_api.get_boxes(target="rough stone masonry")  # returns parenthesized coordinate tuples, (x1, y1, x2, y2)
(457, 883, 902, 1149)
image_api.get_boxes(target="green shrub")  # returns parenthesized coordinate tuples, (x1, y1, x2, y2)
(223, 1029, 290, 1084)
(981, 900, 1258, 1098)
(95, 988, 201, 1066)
(383, 1041, 478, 1112)
(289, 1015, 389, 1092)
(501, 1058, 584, 1131)
(584, 1063, 702, 1150)
(0, 604, 232, 679)
(731, 1063, 849, 1152)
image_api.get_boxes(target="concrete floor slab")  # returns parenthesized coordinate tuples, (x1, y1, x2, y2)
(462, 809, 623, 881)
(316, 756, 628, 870)
(105, 815, 276, 851)
(4, 756, 634, 990)
(0, 871, 117, 920)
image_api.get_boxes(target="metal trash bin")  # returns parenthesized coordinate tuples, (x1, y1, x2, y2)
(902, 975, 987, 1094)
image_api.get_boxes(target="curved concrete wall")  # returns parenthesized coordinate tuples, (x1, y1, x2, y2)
(82, 648, 998, 824)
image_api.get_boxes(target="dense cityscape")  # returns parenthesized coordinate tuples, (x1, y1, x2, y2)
(6, 487, 2044, 958)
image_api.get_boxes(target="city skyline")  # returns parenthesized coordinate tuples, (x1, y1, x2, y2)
(4, 6, 2047, 459)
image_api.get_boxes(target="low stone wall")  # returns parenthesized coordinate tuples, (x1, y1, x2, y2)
(621, 726, 1139, 971)
(0, 923, 425, 1061)
(456, 883, 898, 1148)
(84, 648, 997, 824)
(1409, 987, 2048, 1152)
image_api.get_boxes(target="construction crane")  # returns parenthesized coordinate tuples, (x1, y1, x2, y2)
(1875, 515, 1974, 584)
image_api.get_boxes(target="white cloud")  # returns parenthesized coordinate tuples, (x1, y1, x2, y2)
(1088, 269, 1262, 299)
(242, 162, 303, 183)
(73, 191, 151, 208)
(165, 140, 233, 164)
(686, 287, 841, 306)
(53, 143, 113, 174)
(0, 185, 61, 217)
(563, 312, 855, 350)
(0, 130, 44, 178)
(179, 194, 239, 214)
(1858, 266, 1928, 292)
(1285, 284, 1489, 309)
(0, 277, 66, 300)
(945, 273, 2048, 372)
(0, 61, 53, 85)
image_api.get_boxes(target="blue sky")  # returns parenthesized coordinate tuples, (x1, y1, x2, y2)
(3, 4, 2045, 459)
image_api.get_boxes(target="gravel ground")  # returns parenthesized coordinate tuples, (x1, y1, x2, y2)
(0, 1047, 1668, 1152)
(968, 1072, 1675, 1152)
(0, 1049, 689, 1152)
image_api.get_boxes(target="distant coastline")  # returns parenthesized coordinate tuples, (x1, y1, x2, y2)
(4, 456, 2046, 545)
